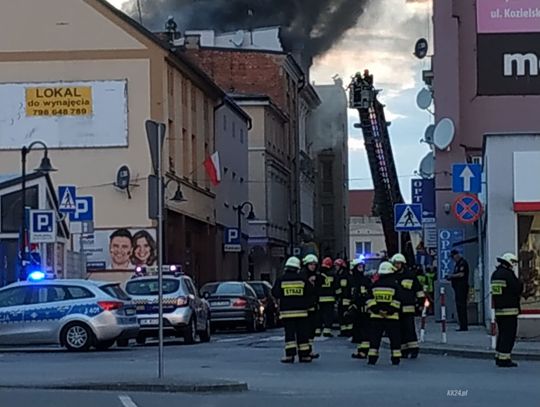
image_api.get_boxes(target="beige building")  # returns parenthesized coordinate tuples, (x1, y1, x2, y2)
(349, 190, 386, 259)
(0, 0, 237, 284)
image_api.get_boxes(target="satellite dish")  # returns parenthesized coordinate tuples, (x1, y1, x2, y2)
(414, 38, 429, 59)
(433, 117, 455, 150)
(115, 165, 132, 199)
(419, 152, 435, 178)
(424, 124, 435, 144)
(416, 88, 432, 110)
(232, 30, 245, 47)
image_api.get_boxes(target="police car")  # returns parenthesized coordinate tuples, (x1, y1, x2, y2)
(125, 269, 211, 345)
(0, 274, 139, 351)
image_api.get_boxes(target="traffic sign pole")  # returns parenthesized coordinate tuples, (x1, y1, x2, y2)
(157, 124, 164, 380)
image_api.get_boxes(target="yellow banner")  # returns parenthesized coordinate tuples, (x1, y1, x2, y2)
(25, 86, 93, 117)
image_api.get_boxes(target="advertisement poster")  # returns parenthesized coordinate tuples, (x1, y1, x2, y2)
(477, 0, 540, 34)
(0, 80, 127, 149)
(78, 228, 157, 271)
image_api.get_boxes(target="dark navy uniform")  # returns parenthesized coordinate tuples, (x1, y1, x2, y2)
(337, 268, 354, 336)
(318, 267, 338, 337)
(350, 265, 372, 358)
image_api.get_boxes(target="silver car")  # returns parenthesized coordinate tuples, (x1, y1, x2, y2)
(125, 274, 211, 345)
(0, 279, 139, 351)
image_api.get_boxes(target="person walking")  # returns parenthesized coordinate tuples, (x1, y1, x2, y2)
(491, 253, 523, 368)
(366, 261, 404, 365)
(447, 249, 469, 331)
(272, 257, 313, 364)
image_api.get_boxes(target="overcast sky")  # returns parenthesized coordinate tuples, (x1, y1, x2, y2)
(108, 0, 432, 200)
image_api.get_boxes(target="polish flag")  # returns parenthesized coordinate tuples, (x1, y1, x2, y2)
(204, 152, 221, 186)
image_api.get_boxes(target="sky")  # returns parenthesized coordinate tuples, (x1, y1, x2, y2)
(108, 0, 432, 201)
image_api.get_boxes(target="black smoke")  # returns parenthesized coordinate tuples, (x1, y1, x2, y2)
(122, 0, 371, 58)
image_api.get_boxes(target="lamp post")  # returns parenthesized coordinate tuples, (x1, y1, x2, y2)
(20, 141, 56, 280)
(234, 201, 255, 281)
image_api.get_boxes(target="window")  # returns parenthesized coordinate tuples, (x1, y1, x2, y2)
(168, 119, 176, 173)
(66, 286, 94, 299)
(517, 214, 540, 313)
(0, 287, 29, 307)
(245, 284, 257, 299)
(28, 286, 68, 304)
(355, 241, 372, 256)
(126, 279, 180, 295)
(183, 278, 196, 296)
(471, 156, 483, 165)
(100, 284, 130, 300)
(182, 128, 189, 175)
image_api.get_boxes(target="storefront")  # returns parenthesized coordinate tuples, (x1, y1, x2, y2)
(484, 133, 540, 337)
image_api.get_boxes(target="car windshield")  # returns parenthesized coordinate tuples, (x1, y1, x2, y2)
(99, 284, 131, 300)
(249, 283, 266, 298)
(202, 283, 244, 296)
(125, 279, 180, 296)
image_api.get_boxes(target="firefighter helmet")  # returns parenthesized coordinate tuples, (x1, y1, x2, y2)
(322, 257, 333, 268)
(334, 258, 345, 268)
(303, 254, 319, 265)
(285, 257, 301, 269)
(378, 261, 396, 275)
(390, 253, 406, 265)
(497, 253, 518, 266)
(350, 258, 365, 269)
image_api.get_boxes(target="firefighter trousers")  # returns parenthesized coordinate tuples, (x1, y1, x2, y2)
(368, 318, 402, 365)
(400, 313, 419, 357)
(495, 316, 518, 362)
(307, 309, 318, 352)
(283, 317, 310, 358)
(351, 312, 370, 354)
(338, 302, 353, 335)
(318, 302, 335, 335)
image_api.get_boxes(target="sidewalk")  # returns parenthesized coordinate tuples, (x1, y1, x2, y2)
(415, 318, 540, 361)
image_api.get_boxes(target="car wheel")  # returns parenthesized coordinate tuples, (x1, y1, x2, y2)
(95, 339, 116, 351)
(136, 336, 146, 345)
(184, 318, 197, 344)
(117, 339, 129, 347)
(199, 319, 211, 343)
(62, 322, 93, 352)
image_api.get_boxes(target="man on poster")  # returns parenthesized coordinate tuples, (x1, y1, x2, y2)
(108, 228, 134, 270)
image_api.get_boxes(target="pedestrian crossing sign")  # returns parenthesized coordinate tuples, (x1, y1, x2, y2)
(58, 185, 77, 213)
(394, 204, 423, 231)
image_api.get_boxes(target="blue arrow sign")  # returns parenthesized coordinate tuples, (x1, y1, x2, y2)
(452, 164, 482, 193)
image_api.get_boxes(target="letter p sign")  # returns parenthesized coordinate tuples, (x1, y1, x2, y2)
(30, 210, 56, 243)
(226, 228, 240, 244)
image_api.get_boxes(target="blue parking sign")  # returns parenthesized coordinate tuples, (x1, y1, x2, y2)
(69, 197, 94, 222)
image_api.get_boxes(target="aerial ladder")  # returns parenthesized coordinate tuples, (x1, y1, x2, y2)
(349, 71, 414, 262)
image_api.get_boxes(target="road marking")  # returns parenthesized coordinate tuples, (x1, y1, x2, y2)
(215, 335, 256, 343)
(119, 395, 138, 407)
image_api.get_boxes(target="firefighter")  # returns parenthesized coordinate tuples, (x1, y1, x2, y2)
(349, 258, 372, 359)
(391, 253, 425, 359)
(272, 257, 313, 364)
(301, 254, 321, 359)
(366, 261, 403, 365)
(317, 257, 338, 337)
(336, 258, 353, 337)
(491, 253, 523, 368)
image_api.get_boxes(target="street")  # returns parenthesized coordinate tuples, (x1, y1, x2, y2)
(0, 329, 538, 407)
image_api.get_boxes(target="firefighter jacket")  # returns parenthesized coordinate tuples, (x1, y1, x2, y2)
(425, 270, 436, 294)
(366, 275, 404, 320)
(318, 268, 338, 304)
(272, 268, 313, 319)
(300, 267, 322, 312)
(491, 264, 524, 317)
(350, 272, 373, 314)
(395, 268, 425, 314)
(336, 269, 353, 307)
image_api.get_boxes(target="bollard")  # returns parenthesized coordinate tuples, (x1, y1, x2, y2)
(440, 287, 447, 344)
(490, 295, 497, 350)
(420, 298, 429, 342)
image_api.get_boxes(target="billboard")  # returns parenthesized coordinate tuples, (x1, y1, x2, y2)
(478, 33, 540, 95)
(77, 228, 157, 271)
(0, 80, 128, 149)
(477, 0, 540, 34)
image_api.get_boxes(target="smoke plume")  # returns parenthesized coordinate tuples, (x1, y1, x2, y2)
(123, 0, 371, 57)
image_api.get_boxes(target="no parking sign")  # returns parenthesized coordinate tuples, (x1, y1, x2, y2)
(453, 194, 483, 224)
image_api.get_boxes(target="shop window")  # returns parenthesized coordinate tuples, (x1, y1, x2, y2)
(517, 214, 540, 312)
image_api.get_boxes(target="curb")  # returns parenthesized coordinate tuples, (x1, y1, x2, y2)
(0, 381, 249, 393)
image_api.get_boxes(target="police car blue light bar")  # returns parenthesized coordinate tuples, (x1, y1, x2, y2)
(27, 270, 46, 281)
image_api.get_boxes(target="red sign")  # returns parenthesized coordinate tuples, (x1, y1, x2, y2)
(453, 194, 483, 224)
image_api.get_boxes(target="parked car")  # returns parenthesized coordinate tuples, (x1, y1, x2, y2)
(125, 274, 211, 345)
(200, 282, 265, 332)
(0, 279, 138, 351)
(247, 281, 279, 327)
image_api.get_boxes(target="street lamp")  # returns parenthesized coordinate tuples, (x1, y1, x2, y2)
(20, 141, 56, 280)
(234, 201, 255, 281)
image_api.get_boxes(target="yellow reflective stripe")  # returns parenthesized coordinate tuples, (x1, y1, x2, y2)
(368, 349, 379, 356)
(323, 328, 332, 334)
(366, 299, 377, 308)
(401, 279, 413, 290)
(281, 281, 305, 288)
(335, 288, 343, 295)
(298, 344, 311, 351)
(407, 341, 418, 348)
(359, 341, 370, 349)
(495, 308, 519, 316)
(392, 350, 402, 357)
(342, 299, 351, 306)
(308, 307, 316, 312)
(340, 279, 348, 287)
(360, 287, 367, 294)
(391, 300, 401, 309)
(416, 291, 425, 298)
(319, 296, 335, 302)
(285, 341, 297, 349)
(402, 305, 416, 313)
(373, 287, 395, 302)
(280, 310, 308, 318)
(497, 352, 511, 360)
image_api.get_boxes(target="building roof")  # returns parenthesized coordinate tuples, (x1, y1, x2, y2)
(349, 189, 375, 217)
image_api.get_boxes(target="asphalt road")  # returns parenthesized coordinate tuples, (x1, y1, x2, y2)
(0, 329, 539, 407)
